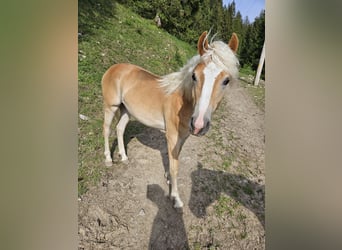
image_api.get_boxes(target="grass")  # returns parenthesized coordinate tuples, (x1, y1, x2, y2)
(78, 2, 196, 195)
(215, 195, 232, 217)
(239, 64, 255, 76)
(242, 81, 265, 111)
(239, 65, 265, 111)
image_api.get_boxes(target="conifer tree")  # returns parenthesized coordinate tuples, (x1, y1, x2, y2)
(116, 0, 265, 76)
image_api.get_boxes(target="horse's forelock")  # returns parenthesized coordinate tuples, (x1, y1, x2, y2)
(203, 41, 240, 79)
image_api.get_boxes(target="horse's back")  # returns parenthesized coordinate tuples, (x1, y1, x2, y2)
(103, 63, 159, 82)
(102, 63, 161, 105)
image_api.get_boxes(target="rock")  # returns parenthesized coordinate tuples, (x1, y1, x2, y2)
(138, 208, 145, 216)
(79, 114, 89, 121)
(79, 227, 86, 237)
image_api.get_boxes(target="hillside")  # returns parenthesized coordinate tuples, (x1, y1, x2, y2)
(78, 3, 196, 194)
(78, 2, 265, 249)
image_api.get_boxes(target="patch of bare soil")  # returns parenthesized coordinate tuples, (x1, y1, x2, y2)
(78, 81, 265, 249)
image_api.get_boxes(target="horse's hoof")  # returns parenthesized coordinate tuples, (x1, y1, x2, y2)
(174, 199, 184, 208)
(121, 157, 129, 164)
(105, 160, 113, 167)
(120, 154, 128, 162)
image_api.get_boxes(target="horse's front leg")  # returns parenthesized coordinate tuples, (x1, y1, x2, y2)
(169, 155, 183, 208)
(166, 129, 188, 208)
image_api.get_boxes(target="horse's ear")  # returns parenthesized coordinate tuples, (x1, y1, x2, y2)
(197, 31, 209, 56)
(228, 32, 239, 53)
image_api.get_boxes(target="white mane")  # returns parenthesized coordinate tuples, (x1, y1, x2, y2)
(159, 55, 201, 95)
(159, 37, 240, 96)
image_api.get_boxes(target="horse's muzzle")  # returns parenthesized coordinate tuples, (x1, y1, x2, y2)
(189, 117, 210, 136)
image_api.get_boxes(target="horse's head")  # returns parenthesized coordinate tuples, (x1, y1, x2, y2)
(190, 31, 239, 136)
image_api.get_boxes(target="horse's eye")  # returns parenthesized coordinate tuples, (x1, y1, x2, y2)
(192, 72, 197, 82)
(222, 78, 230, 86)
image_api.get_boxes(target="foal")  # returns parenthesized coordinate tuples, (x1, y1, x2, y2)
(102, 31, 239, 207)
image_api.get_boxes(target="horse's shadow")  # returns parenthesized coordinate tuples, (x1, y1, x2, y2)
(147, 184, 189, 249)
(110, 120, 169, 175)
(189, 163, 265, 228)
(111, 121, 264, 229)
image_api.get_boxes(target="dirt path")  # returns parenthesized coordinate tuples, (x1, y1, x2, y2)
(78, 81, 265, 249)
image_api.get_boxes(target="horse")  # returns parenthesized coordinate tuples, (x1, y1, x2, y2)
(101, 31, 239, 208)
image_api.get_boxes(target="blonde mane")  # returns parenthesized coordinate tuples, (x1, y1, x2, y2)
(159, 55, 201, 96)
(159, 35, 240, 97)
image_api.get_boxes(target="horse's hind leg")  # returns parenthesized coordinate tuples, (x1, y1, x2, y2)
(116, 106, 130, 162)
(103, 106, 118, 167)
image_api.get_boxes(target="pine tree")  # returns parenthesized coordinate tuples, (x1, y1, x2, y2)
(253, 10, 265, 77)
(116, 0, 265, 75)
(239, 9, 265, 77)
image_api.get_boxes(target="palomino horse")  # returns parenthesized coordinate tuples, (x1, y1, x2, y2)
(102, 31, 239, 208)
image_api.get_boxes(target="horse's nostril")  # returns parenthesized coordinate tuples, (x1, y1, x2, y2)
(206, 121, 210, 129)
(199, 120, 210, 135)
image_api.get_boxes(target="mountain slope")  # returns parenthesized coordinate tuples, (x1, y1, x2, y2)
(78, 3, 196, 194)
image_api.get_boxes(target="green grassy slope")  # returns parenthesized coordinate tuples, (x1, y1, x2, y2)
(78, 3, 196, 194)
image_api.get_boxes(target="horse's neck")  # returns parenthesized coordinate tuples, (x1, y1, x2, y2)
(171, 90, 195, 121)
(180, 84, 195, 106)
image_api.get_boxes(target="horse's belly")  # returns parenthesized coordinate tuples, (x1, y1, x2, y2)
(124, 103, 165, 130)
(121, 76, 166, 130)
(135, 116, 165, 130)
